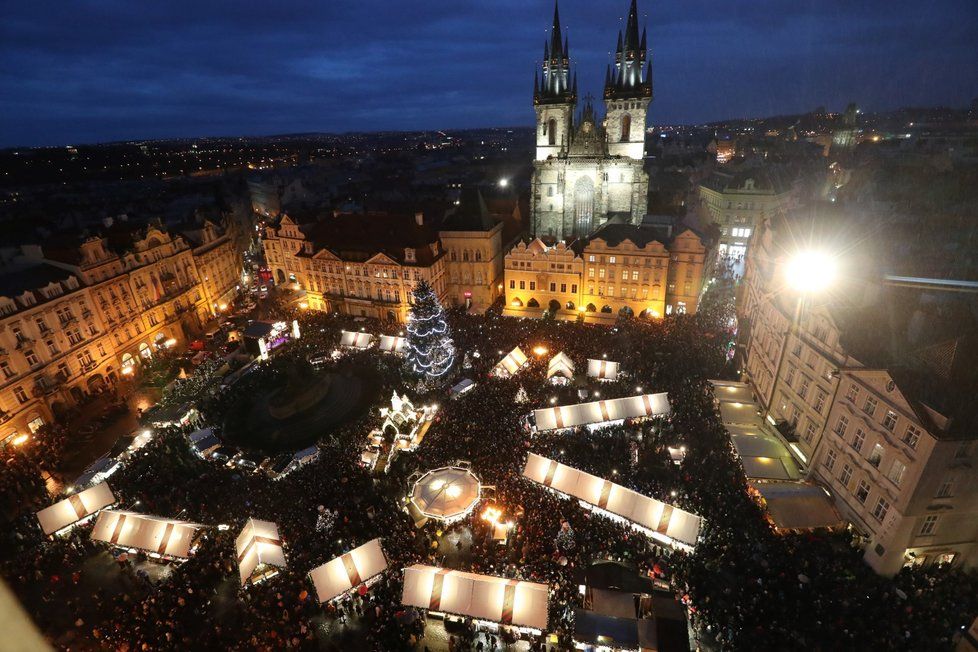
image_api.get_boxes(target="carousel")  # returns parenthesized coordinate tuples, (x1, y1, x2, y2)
(410, 465, 481, 524)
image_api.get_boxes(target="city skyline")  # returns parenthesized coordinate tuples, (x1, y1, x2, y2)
(2, 0, 976, 148)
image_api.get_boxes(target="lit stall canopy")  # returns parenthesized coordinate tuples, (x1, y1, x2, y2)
(410, 466, 481, 523)
(587, 359, 620, 381)
(493, 347, 528, 378)
(532, 393, 670, 432)
(401, 565, 549, 631)
(522, 453, 702, 550)
(308, 538, 389, 603)
(91, 510, 205, 560)
(378, 335, 406, 354)
(36, 482, 117, 536)
(752, 482, 845, 532)
(546, 352, 575, 382)
(340, 330, 375, 350)
(236, 518, 287, 586)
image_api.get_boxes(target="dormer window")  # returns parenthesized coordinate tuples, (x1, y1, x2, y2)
(405, 249, 416, 263)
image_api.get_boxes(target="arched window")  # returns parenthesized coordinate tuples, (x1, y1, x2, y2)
(564, 301, 575, 311)
(620, 114, 631, 142)
(527, 298, 540, 308)
(549, 299, 562, 312)
(586, 303, 597, 312)
(600, 305, 613, 313)
(574, 177, 595, 236)
(475, 250, 481, 262)
(462, 251, 469, 262)
(548, 118, 557, 146)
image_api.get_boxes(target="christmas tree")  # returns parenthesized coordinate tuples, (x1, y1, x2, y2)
(405, 280, 455, 379)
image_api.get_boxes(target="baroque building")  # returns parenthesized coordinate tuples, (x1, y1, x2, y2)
(531, 1, 652, 242)
(0, 217, 242, 446)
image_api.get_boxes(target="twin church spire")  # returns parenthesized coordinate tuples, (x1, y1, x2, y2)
(534, 0, 652, 106)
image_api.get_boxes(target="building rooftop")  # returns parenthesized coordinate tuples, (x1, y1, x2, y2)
(300, 212, 441, 266)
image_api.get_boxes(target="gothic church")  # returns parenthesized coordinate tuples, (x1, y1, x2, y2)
(531, 0, 652, 242)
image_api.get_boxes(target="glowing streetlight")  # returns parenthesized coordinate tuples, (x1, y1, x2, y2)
(784, 250, 837, 294)
(498, 178, 509, 188)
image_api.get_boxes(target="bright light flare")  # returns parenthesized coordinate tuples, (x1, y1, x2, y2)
(784, 251, 837, 293)
(532, 346, 548, 356)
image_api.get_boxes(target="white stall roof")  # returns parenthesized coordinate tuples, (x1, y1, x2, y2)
(91, 510, 204, 559)
(401, 565, 549, 630)
(587, 359, 620, 381)
(36, 482, 117, 536)
(340, 330, 375, 349)
(493, 347, 528, 377)
(236, 518, 287, 585)
(522, 453, 702, 549)
(547, 352, 575, 380)
(378, 335, 406, 354)
(308, 538, 388, 603)
(533, 393, 670, 431)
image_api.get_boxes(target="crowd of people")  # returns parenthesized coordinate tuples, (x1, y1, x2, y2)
(1, 274, 976, 650)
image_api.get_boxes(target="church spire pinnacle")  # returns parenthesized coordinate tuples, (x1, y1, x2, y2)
(536, 0, 575, 105)
(606, 0, 651, 100)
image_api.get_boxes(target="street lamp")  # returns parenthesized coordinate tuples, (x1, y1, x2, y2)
(498, 178, 509, 188)
(784, 250, 837, 294)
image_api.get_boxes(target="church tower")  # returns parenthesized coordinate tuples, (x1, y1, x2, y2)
(604, 0, 652, 160)
(534, 2, 576, 161)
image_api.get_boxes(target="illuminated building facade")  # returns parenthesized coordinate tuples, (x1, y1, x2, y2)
(530, 1, 651, 241)
(0, 218, 242, 445)
(503, 222, 714, 322)
(697, 169, 791, 260)
(263, 212, 448, 323)
(438, 188, 506, 311)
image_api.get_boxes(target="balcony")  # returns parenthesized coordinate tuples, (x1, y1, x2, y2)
(15, 336, 34, 350)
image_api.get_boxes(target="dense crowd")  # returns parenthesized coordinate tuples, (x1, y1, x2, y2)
(1, 276, 976, 650)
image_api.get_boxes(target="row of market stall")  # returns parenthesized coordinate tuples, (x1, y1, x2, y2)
(530, 392, 671, 432)
(491, 346, 621, 383)
(339, 330, 405, 354)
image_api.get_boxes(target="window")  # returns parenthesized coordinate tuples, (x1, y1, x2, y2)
(936, 478, 953, 498)
(588, 268, 595, 278)
(571, 284, 577, 293)
(509, 280, 515, 289)
(14, 386, 29, 404)
(839, 464, 853, 487)
(588, 255, 596, 263)
(529, 281, 536, 291)
(868, 443, 884, 468)
(903, 424, 921, 450)
(798, 377, 810, 399)
(599, 269, 606, 279)
(882, 410, 898, 431)
(620, 113, 631, 141)
(792, 342, 802, 357)
(919, 515, 939, 536)
(547, 118, 556, 145)
(824, 449, 838, 471)
(813, 390, 827, 414)
(834, 415, 849, 437)
(851, 428, 866, 453)
(863, 396, 878, 416)
(804, 421, 817, 442)
(871, 497, 890, 523)
(519, 280, 525, 290)
(855, 480, 870, 504)
(549, 282, 556, 292)
(632, 270, 639, 281)
(25, 350, 39, 367)
(560, 283, 567, 293)
(845, 383, 860, 403)
(622, 270, 629, 281)
(609, 256, 616, 264)
(0, 361, 14, 379)
(784, 366, 796, 388)
(887, 460, 906, 486)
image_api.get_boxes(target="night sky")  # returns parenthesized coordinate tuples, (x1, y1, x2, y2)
(1, 0, 976, 148)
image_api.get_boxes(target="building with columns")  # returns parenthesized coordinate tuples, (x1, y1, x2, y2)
(530, 0, 651, 241)
(438, 188, 507, 312)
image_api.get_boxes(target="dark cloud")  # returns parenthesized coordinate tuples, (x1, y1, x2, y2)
(1, 0, 975, 147)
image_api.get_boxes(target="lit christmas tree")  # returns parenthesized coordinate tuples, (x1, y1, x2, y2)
(405, 280, 455, 379)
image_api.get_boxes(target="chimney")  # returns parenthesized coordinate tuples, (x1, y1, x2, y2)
(415, 212, 424, 226)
